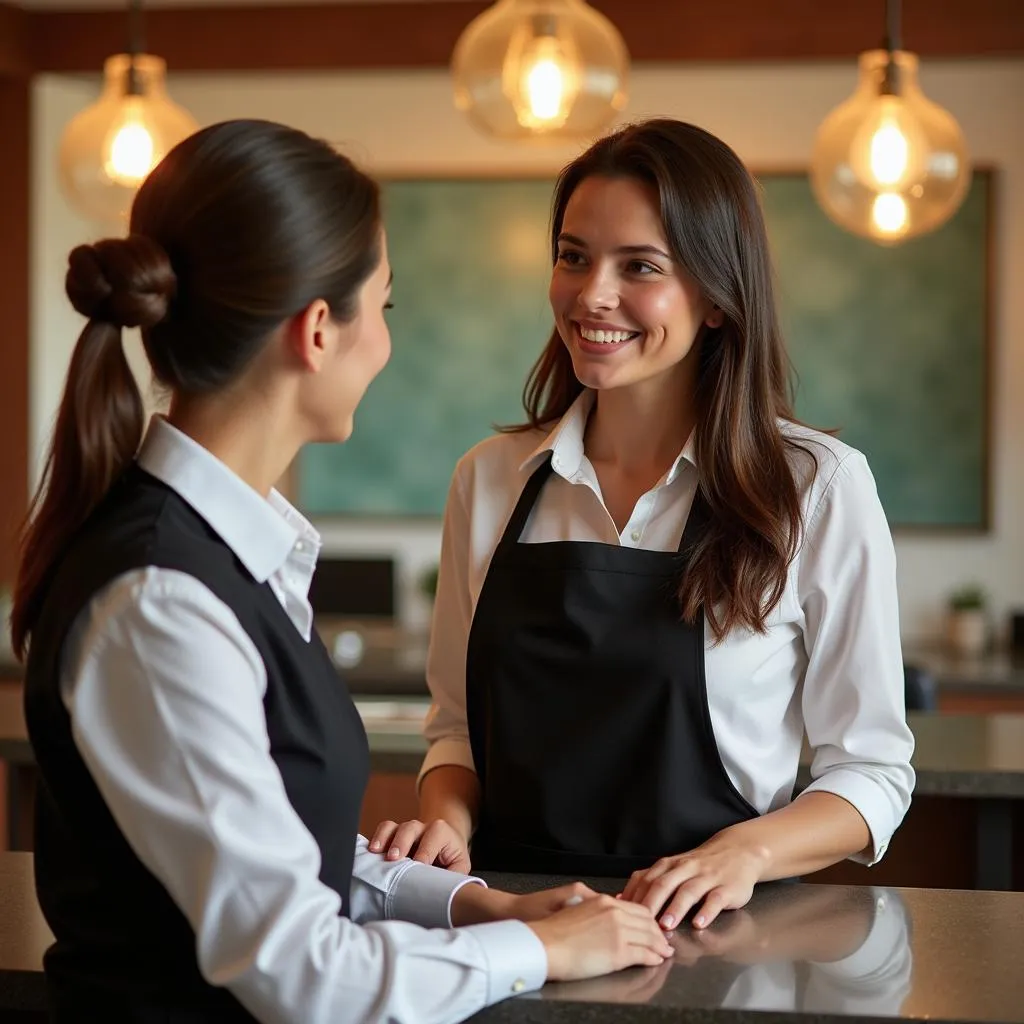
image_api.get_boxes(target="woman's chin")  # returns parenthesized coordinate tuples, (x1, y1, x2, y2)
(569, 358, 627, 393)
(311, 417, 355, 445)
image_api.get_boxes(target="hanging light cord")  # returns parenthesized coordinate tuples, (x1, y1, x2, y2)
(881, 0, 902, 95)
(126, 0, 145, 96)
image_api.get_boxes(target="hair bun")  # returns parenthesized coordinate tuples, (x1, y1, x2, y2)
(66, 234, 176, 330)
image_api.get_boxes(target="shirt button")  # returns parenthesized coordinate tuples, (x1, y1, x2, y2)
(552, 456, 562, 470)
(630, 530, 641, 543)
(294, 540, 303, 552)
(511, 979, 526, 993)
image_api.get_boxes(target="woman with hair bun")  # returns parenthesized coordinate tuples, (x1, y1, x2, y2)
(11, 119, 672, 1024)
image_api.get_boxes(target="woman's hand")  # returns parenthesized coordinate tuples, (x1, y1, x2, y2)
(620, 837, 771, 930)
(368, 818, 470, 873)
(528, 895, 675, 981)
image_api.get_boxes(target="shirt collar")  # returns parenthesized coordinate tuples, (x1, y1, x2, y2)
(137, 417, 318, 584)
(520, 388, 697, 485)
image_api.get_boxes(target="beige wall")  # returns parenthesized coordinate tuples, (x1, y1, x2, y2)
(31, 60, 1024, 637)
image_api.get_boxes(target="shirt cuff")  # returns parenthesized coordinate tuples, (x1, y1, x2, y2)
(387, 861, 483, 928)
(460, 920, 548, 1004)
(800, 768, 899, 865)
(417, 736, 477, 790)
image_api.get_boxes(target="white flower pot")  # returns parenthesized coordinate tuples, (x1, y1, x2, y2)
(947, 609, 987, 656)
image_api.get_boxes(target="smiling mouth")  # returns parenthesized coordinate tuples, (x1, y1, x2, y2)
(574, 323, 641, 346)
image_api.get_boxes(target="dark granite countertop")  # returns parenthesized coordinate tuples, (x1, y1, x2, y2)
(2, 851, 1023, 1023)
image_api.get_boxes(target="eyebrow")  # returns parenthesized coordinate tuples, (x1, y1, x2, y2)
(557, 233, 673, 261)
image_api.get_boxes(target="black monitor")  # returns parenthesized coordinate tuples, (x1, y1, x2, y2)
(308, 557, 396, 619)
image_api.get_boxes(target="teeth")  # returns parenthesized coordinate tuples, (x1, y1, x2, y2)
(579, 326, 636, 344)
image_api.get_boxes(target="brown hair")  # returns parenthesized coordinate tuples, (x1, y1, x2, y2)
(510, 118, 814, 640)
(11, 119, 381, 658)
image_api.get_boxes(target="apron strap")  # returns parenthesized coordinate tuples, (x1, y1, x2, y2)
(497, 456, 712, 559)
(677, 487, 711, 556)
(494, 456, 556, 557)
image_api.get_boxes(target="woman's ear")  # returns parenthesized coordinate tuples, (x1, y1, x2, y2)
(287, 299, 333, 372)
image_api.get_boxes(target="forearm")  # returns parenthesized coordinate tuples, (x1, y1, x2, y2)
(419, 764, 481, 842)
(450, 883, 516, 926)
(714, 791, 871, 881)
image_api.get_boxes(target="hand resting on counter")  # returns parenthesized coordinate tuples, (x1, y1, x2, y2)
(451, 881, 674, 981)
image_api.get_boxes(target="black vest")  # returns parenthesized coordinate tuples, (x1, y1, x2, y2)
(24, 466, 370, 1022)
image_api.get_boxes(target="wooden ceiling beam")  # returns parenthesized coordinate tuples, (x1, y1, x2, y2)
(0, 4, 32, 79)
(25, 0, 1024, 75)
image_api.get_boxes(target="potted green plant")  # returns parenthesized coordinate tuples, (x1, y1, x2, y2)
(418, 564, 439, 604)
(947, 584, 988, 656)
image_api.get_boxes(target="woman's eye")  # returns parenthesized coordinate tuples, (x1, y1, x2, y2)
(557, 250, 585, 266)
(627, 260, 658, 275)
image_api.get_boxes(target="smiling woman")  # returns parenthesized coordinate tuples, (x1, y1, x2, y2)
(376, 117, 915, 937)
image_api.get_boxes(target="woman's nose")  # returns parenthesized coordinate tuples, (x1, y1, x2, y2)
(577, 266, 619, 312)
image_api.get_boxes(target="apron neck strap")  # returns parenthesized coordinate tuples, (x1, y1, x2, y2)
(496, 456, 556, 554)
(497, 454, 711, 559)
(677, 486, 711, 556)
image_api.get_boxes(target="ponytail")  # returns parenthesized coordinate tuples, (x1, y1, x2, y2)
(10, 235, 174, 658)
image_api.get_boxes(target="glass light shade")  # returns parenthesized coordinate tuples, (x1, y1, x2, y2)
(810, 50, 970, 244)
(59, 53, 199, 225)
(452, 0, 628, 139)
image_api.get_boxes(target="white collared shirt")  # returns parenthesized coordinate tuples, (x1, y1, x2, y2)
(422, 391, 915, 864)
(58, 417, 546, 1024)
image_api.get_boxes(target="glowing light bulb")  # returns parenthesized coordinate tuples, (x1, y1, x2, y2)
(869, 120, 909, 186)
(58, 53, 198, 224)
(872, 192, 909, 236)
(508, 33, 579, 129)
(451, 0, 628, 140)
(810, 50, 971, 243)
(850, 96, 927, 192)
(524, 57, 565, 122)
(104, 101, 156, 185)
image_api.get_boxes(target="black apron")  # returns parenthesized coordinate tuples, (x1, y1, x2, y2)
(466, 456, 759, 876)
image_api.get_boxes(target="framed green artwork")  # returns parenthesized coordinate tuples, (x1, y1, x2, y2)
(296, 171, 992, 530)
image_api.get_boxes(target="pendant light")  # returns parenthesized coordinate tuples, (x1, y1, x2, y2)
(58, 0, 198, 225)
(810, 0, 970, 244)
(452, 0, 629, 140)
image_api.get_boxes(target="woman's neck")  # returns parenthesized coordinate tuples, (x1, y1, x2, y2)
(167, 390, 301, 498)
(584, 373, 697, 480)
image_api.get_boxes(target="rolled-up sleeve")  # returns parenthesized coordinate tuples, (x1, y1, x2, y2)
(420, 468, 477, 785)
(796, 453, 915, 864)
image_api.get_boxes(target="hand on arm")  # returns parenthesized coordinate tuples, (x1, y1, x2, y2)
(368, 765, 480, 871)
